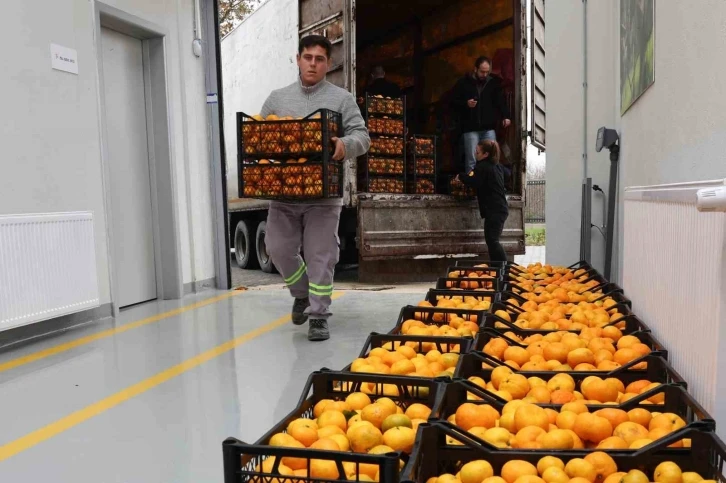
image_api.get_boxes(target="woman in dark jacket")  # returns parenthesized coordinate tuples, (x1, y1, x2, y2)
(455, 139, 510, 263)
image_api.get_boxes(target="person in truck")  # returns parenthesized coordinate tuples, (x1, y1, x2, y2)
(454, 139, 510, 263)
(451, 56, 511, 173)
(260, 35, 371, 341)
(365, 65, 401, 98)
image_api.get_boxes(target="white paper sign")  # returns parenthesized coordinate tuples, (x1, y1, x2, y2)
(51, 43, 78, 75)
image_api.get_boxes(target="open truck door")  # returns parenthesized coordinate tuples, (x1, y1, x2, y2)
(299, 0, 358, 205)
(299, 0, 356, 93)
(530, 0, 546, 151)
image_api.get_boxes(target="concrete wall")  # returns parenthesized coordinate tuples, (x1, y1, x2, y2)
(546, 0, 726, 280)
(221, 0, 299, 199)
(0, 0, 217, 305)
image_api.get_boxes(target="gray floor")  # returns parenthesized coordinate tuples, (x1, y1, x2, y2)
(0, 288, 425, 482)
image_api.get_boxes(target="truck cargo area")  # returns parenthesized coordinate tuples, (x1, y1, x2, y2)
(225, 0, 526, 281)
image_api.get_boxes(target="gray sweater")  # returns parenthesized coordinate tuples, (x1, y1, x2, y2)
(260, 78, 370, 205)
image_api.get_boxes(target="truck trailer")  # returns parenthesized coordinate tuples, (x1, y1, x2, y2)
(222, 0, 544, 282)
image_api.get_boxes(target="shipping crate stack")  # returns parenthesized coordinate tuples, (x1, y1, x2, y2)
(359, 94, 407, 194)
(237, 110, 343, 201)
(407, 135, 437, 195)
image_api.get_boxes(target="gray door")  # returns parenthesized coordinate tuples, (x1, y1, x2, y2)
(101, 27, 158, 308)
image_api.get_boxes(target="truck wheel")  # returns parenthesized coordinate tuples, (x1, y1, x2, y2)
(234, 220, 259, 269)
(256, 221, 276, 273)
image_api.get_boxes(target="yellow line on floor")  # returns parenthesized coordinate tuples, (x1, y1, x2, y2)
(0, 291, 245, 374)
(0, 292, 343, 462)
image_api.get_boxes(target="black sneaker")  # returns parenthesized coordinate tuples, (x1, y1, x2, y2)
(308, 319, 330, 341)
(291, 297, 310, 326)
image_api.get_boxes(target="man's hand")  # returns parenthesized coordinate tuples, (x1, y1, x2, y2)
(331, 137, 346, 161)
(467, 99, 478, 108)
(502, 119, 511, 128)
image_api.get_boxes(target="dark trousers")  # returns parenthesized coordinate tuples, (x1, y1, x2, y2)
(484, 218, 507, 263)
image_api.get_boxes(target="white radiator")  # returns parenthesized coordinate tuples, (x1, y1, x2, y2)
(0, 212, 100, 331)
(623, 179, 726, 433)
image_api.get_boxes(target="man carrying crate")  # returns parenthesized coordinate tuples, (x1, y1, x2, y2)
(260, 35, 370, 341)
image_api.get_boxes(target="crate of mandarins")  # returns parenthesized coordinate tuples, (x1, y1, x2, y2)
(455, 350, 687, 390)
(424, 289, 500, 313)
(474, 328, 669, 370)
(449, 175, 476, 199)
(237, 109, 344, 201)
(503, 281, 632, 309)
(388, 305, 489, 339)
(401, 423, 726, 483)
(483, 300, 651, 335)
(428, 375, 713, 453)
(222, 369, 443, 483)
(342, 333, 475, 380)
(445, 264, 506, 280)
(436, 276, 502, 292)
(493, 290, 635, 330)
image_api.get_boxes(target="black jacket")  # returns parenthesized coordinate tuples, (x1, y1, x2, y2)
(366, 78, 401, 98)
(451, 74, 509, 133)
(460, 160, 509, 221)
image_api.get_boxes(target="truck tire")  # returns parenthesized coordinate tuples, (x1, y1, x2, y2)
(255, 221, 276, 273)
(234, 220, 258, 269)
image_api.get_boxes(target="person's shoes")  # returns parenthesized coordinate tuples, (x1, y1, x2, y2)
(291, 297, 310, 326)
(308, 319, 330, 341)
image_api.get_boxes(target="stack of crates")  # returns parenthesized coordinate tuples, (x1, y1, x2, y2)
(407, 135, 437, 195)
(236, 109, 343, 201)
(359, 94, 407, 194)
(222, 259, 723, 483)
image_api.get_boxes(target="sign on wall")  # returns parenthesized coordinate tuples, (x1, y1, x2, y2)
(620, 0, 655, 115)
(51, 43, 78, 75)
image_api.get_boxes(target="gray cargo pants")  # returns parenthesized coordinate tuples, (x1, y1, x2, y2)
(265, 203, 341, 320)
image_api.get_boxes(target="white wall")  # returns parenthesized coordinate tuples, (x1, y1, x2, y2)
(221, 0, 299, 199)
(546, 0, 726, 280)
(0, 0, 218, 305)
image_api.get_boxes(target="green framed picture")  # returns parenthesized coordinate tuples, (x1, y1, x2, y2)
(620, 0, 655, 115)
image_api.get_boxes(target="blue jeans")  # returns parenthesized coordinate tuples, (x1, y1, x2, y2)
(462, 130, 496, 172)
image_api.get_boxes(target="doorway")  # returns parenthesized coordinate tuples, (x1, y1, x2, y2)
(101, 27, 158, 308)
(95, 3, 185, 313)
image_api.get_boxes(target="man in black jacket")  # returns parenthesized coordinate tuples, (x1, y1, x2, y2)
(451, 56, 511, 172)
(365, 66, 401, 98)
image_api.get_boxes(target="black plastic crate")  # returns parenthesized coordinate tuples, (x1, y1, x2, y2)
(448, 175, 476, 199)
(342, 333, 476, 373)
(367, 117, 405, 136)
(389, 305, 490, 337)
(401, 424, 726, 483)
(363, 156, 406, 176)
(410, 135, 436, 157)
(238, 109, 341, 159)
(365, 93, 405, 118)
(222, 370, 444, 483)
(504, 280, 625, 297)
(455, 351, 684, 387)
(408, 178, 436, 195)
(504, 285, 633, 309)
(239, 161, 342, 200)
(445, 265, 505, 279)
(483, 301, 651, 334)
(425, 289, 500, 308)
(474, 327, 668, 360)
(360, 174, 407, 194)
(435, 277, 502, 292)
(431, 378, 713, 433)
(494, 293, 639, 330)
(369, 136, 405, 158)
